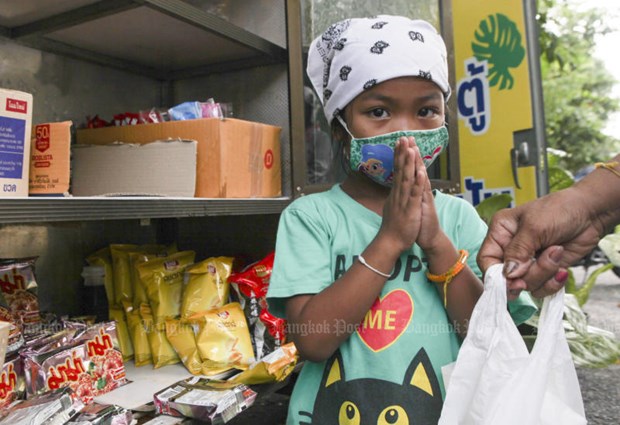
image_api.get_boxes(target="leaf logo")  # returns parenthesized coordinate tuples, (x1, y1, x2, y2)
(472, 14, 525, 90)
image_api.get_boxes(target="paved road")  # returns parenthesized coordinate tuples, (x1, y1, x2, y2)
(573, 266, 620, 424)
(227, 266, 620, 425)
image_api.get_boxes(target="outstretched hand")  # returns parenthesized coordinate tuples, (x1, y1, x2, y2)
(477, 188, 604, 298)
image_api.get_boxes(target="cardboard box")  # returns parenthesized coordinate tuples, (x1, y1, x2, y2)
(71, 139, 197, 197)
(0, 88, 33, 197)
(76, 118, 282, 198)
(29, 121, 72, 195)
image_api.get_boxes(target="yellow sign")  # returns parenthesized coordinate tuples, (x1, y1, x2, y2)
(452, 0, 537, 206)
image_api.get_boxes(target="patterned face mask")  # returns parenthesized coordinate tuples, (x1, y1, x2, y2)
(338, 116, 448, 187)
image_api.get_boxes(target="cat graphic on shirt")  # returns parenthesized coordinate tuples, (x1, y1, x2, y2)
(299, 347, 443, 424)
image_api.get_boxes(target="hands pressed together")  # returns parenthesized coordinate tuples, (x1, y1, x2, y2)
(380, 136, 441, 254)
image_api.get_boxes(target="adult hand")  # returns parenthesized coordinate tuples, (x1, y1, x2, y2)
(477, 187, 603, 296)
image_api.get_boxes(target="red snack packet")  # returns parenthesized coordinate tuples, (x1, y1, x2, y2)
(0, 257, 42, 338)
(86, 115, 110, 129)
(229, 252, 286, 360)
(22, 321, 127, 404)
(0, 353, 25, 409)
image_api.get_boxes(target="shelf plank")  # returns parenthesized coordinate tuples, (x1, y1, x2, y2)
(4, 0, 287, 77)
(0, 197, 291, 223)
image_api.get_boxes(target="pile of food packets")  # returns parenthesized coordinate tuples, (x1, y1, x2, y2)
(0, 250, 297, 424)
(86, 98, 230, 129)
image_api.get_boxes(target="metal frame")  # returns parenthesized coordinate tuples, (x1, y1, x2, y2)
(523, 0, 549, 197)
(435, 0, 461, 194)
(0, 197, 290, 223)
(286, 0, 307, 199)
(2, 0, 288, 80)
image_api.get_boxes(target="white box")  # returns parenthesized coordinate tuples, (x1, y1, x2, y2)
(71, 139, 197, 197)
(0, 88, 33, 197)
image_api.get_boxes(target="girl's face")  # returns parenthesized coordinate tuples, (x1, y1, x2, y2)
(343, 77, 445, 137)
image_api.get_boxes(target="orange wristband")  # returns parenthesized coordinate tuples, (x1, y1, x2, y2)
(426, 249, 469, 307)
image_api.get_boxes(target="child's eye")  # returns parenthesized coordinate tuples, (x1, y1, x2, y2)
(369, 108, 389, 119)
(419, 107, 440, 118)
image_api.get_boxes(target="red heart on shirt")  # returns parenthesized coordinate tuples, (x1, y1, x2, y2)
(357, 289, 414, 352)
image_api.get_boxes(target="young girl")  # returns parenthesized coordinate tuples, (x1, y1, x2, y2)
(267, 15, 539, 424)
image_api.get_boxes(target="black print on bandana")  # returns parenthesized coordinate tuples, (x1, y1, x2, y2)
(339, 66, 352, 81)
(323, 63, 331, 88)
(419, 70, 432, 81)
(370, 41, 389, 54)
(332, 108, 342, 118)
(409, 31, 425, 42)
(322, 21, 350, 49)
(333, 38, 347, 51)
(323, 89, 332, 101)
(372, 21, 388, 29)
(363, 79, 377, 90)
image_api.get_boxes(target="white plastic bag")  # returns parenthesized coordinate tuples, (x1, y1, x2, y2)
(438, 264, 587, 425)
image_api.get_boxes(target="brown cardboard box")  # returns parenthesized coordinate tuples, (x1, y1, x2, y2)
(71, 140, 197, 197)
(29, 121, 71, 195)
(76, 118, 282, 198)
(0, 88, 33, 197)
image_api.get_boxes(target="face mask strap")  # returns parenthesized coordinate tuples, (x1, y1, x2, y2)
(335, 115, 354, 139)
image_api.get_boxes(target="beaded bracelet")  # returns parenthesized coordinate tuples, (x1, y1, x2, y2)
(426, 249, 469, 307)
(594, 161, 620, 178)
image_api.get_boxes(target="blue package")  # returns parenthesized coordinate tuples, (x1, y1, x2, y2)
(168, 101, 202, 121)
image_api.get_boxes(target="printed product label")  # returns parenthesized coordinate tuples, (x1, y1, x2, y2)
(5, 98, 27, 114)
(0, 116, 26, 180)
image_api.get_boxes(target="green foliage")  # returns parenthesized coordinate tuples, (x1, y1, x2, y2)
(546, 148, 575, 192)
(474, 194, 513, 225)
(565, 264, 613, 307)
(525, 293, 620, 368)
(537, 0, 620, 173)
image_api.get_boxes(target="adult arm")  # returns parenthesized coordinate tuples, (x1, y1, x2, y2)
(477, 155, 620, 296)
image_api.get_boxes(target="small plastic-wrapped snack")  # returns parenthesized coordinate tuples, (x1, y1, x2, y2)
(229, 342, 298, 385)
(153, 377, 256, 424)
(0, 387, 82, 425)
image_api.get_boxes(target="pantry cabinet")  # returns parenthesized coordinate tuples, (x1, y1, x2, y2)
(0, 0, 304, 316)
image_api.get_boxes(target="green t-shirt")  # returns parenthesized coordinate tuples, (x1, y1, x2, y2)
(267, 184, 536, 424)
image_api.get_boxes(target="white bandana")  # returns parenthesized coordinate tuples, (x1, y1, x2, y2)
(307, 15, 450, 124)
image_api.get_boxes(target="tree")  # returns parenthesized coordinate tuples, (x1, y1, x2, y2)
(537, 0, 620, 173)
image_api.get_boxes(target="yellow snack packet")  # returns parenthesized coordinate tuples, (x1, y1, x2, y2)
(86, 247, 115, 308)
(230, 342, 298, 385)
(140, 303, 179, 368)
(165, 318, 202, 375)
(181, 256, 234, 318)
(110, 244, 138, 307)
(124, 301, 152, 367)
(189, 302, 254, 375)
(108, 306, 134, 361)
(129, 243, 178, 310)
(138, 250, 196, 325)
